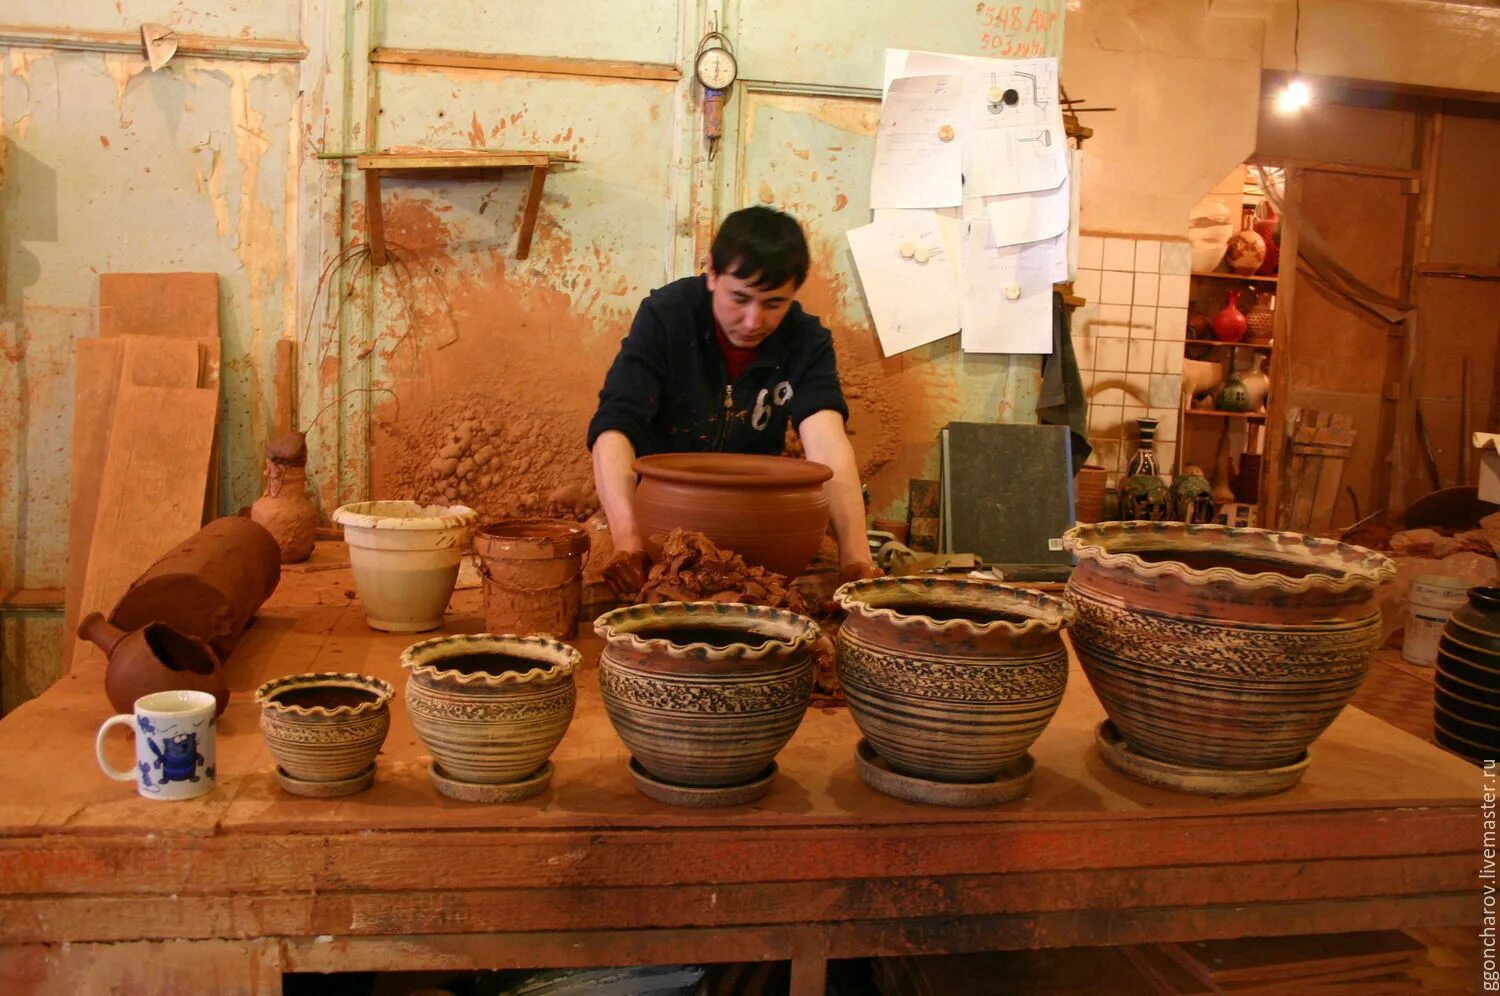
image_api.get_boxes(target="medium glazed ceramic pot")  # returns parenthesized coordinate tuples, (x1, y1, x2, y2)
(1063, 522, 1396, 774)
(1435, 587, 1500, 763)
(80, 612, 229, 716)
(403, 633, 579, 786)
(255, 672, 394, 792)
(834, 576, 1074, 783)
(472, 518, 590, 638)
(332, 501, 479, 632)
(633, 454, 832, 579)
(594, 601, 819, 787)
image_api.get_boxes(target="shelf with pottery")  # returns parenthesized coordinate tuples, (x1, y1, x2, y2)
(1189, 270, 1278, 285)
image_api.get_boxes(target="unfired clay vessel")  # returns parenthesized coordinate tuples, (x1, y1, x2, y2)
(633, 454, 832, 579)
(403, 633, 579, 797)
(250, 432, 316, 564)
(80, 611, 229, 715)
(834, 577, 1073, 785)
(333, 501, 478, 632)
(1063, 522, 1396, 788)
(472, 519, 590, 639)
(594, 601, 819, 789)
(255, 672, 393, 795)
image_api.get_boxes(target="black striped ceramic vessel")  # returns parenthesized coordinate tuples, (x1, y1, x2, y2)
(1063, 522, 1396, 773)
(594, 602, 820, 788)
(833, 576, 1074, 783)
(1434, 587, 1500, 764)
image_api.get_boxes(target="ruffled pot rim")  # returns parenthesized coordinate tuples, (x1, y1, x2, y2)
(401, 633, 581, 684)
(255, 672, 395, 717)
(833, 575, 1075, 636)
(332, 500, 478, 531)
(1062, 521, 1397, 593)
(594, 601, 821, 659)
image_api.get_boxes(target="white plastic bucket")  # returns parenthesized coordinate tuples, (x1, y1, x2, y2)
(1401, 575, 1470, 667)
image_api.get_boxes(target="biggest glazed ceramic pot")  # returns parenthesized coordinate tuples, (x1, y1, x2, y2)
(633, 454, 832, 579)
(594, 601, 819, 788)
(834, 576, 1074, 783)
(1063, 522, 1396, 774)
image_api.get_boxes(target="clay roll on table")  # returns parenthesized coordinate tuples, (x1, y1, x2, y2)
(594, 601, 819, 807)
(256, 673, 394, 797)
(1063, 522, 1396, 796)
(834, 576, 1073, 807)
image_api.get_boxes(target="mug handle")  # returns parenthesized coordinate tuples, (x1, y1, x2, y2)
(96, 714, 139, 782)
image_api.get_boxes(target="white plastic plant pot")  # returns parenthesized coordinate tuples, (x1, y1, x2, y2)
(331, 501, 479, 632)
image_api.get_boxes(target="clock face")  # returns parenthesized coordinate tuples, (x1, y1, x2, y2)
(696, 47, 737, 90)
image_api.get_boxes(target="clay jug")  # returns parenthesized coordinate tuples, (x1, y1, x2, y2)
(80, 612, 229, 716)
(1213, 291, 1247, 343)
(1241, 355, 1270, 412)
(250, 432, 316, 564)
(1217, 368, 1253, 413)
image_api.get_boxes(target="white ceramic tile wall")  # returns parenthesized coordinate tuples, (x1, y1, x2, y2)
(1072, 233, 1190, 491)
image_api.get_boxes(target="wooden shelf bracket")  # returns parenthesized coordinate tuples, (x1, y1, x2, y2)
(354, 150, 576, 265)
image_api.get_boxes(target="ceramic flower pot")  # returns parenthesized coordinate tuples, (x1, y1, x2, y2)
(1063, 522, 1396, 776)
(402, 633, 579, 787)
(332, 501, 479, 632)
(834, 576, 1073, 783)
(633, 454, 832, 579)
(594, 601, 819, 787)
(1435, 587, 1500, 763)
(255, 672, 394, 793)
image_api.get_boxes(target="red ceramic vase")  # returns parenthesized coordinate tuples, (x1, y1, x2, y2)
(633, 453, 832, 579)
(1212, 291, 1247, 343)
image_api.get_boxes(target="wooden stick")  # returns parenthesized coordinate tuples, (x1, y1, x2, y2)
(370, 47, 681, 82)
(0, 23, 305, 61)
(364, 170, 387, 267)
(516, 164, 549, 260)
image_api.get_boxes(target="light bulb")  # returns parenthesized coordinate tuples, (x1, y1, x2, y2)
(1276, 79, 1311, 114)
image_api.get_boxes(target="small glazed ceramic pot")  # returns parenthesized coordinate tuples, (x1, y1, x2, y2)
(332, 501, 479, 632)
(402, 633, 579, 786)
(834, 576, 1074, 783)
(255, 673, 394, 789)
(594, 601, 820, 787)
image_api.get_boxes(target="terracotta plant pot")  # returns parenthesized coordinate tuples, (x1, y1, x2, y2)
(833, 577, 1074, 783)
(79, 611, 229, 716)
(1063, 522, 1396, 779)
(255, 673, 394, 793)
(332, 501, 479, 632)
(402, 633, 579, 787)
(594, 601, 820, 788)
(472, 519, 590, 639)
(633, 454, 832, 579)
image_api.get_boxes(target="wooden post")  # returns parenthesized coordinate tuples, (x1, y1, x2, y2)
(364, 169, 387, 266)
(790, 955, 828, 996)
(1261, 167, 1301, 530)
(517, 163, 549, 259)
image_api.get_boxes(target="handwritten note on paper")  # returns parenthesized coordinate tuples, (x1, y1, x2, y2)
(984, 169, 1069, 247)
(870, 75, 964, 210)
(848, 211, 962, 357)
(964, 57, 1067, 196)
(961, 217, 1054, 355)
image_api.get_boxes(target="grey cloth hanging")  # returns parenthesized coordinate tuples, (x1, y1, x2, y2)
(1038, 289, 1092, 469)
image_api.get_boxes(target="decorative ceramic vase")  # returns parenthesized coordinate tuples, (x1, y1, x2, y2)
(1254, 210, 1280, 275)
(833, 577, 1073, 784)
(1224, 229, 1267, 275)
(255, 672, 393, 795)
(472, 519, 590, 639)
(633, 454, 831, 579)
(1212, 291, 1247, 343)
(1062, 522, 1396, 789)
(79, 611, 229, 716)
(1120, 474, 1171, 521)
(1126, 418, 1160, 477)
(332, 501, 479, 632)
(1075, 466, 1108, 523)
(1434, 587, 1500, 764)
(403, 633, 579, 797)
(1211, 430, 1237, 504)
(250, 432, 316, 564)
(1216, 368, 1253, 413)
(594, 601, 818, 790)
(1188, 198, 1234, 273)
(1241, 355, 1270, 413)
(1170, 473, 1216, 524)
(1245, 294, 1275, 343)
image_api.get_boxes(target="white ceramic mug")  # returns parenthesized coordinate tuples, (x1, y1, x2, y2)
(96, 689, 218, 800)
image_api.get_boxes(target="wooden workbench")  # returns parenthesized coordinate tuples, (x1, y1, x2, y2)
(0, 544, 1480, 994)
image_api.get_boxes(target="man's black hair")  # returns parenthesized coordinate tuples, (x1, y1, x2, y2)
(709, 206, 811, 290)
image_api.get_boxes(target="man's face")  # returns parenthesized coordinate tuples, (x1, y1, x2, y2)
(706, 264, 799, 349)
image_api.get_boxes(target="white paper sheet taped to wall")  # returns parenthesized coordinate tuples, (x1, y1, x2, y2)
(869, 75, 964, 210)
(847, 210, 962, 357)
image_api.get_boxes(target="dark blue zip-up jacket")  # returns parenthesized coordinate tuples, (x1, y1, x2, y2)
(586, 275, 850, 456)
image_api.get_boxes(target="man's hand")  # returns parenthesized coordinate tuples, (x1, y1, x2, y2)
(838, 561, 885, 585)
(603, 549, 652, 601)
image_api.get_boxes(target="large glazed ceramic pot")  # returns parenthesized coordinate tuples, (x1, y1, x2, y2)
(402, 633, 579, 791)
(834, 576, 1074, 783)
(333, 501, 478, 632)
(255, 672, 394, 796)
(633, 454, 832, 579)
(594, 601, 819, 788)
(1434, 587, 1500, 764)
(1063, 521, 1396, 775)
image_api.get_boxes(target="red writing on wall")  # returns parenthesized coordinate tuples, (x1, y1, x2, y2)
(976, 3, 1060, 58)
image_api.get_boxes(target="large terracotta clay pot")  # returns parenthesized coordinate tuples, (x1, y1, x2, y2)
(594, 601, 819, 788)
(1063, 522, 1396, 776)
(80, 611, 229, 716)
(633, 454, 831, 579)
(834, 576, 1073, 783)
(1435, 587, 1500, 763)
(255, 672, 393, 795)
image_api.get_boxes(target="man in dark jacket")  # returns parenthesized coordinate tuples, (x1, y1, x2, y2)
(587, 206, 880, 596)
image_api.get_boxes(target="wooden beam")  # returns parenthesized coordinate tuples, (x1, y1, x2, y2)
(1415, 263, 1500, 281)
(0, 589, 64, 613)
(362, 169, 387, 267)
(1249, 155, 1421, 183)
(1261, 167, 1301, 530)
(517, 164, 549, 260)
(0, 24, 305, 62)
(370, 47, 681, 83)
